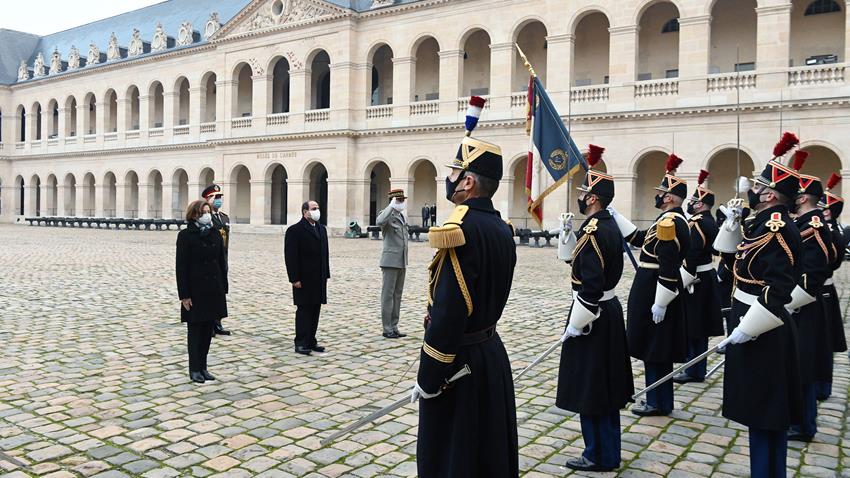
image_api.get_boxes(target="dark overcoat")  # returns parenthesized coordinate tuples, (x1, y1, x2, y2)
(683, 212, 725, 338)
(176, 223, 229, 323)
(284, 217, 330, 305)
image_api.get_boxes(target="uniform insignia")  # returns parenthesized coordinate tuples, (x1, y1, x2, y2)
(582, 218, 598, 234)
(809, 216, 823, 229)
(656, 217, 676, 241)
(689, 214, 703, 222)
(766, 212, 785, 232)
(429, 205, 468, 249)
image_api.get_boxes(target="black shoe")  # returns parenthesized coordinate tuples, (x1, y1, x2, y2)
(564, 456, 615, 472)
(311, 345, 326, 353)
(201, 370, 216, 381)
(672, 372, 702, 384)
(632, 404, 670, 417)
(214, 324, 232, 336)
(190, 371, 205, 383)
(393, 331, 407, 338)
(816, 394, 830, 401)
(787, 432, 813, 442)
(295, 345, 312, 355)
(383, 332, 401, 339)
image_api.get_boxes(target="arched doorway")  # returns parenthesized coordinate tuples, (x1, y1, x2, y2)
(126, 86, 140, 130)
(510, 158, 534, 229)
(411, 159, 438, 226)
(15, 176, 24, 215)
(104, 90, 118, 132)
(65, 96, 77, 137)
(310, 50, 331, 109)
(148, 170, 163, 218)
(172, 169, 189, 218)
(103, 172, 116, 217)
(370, 44, 394, 106)
(175, 77, 190, 126)
(199, 168, 215, 192)
(149, 82, 164, 128)
(413, 37, 440, 102)
(798, 145, 843, 193)
(32, 102, 42, 140)
(271, 58, 291, 113)
(791, 0, 846, 66)
(63, 173, 77, 216)
(705, 148, 756, 203)
(268, 164, 288, 225)
(84, 93, 97, 135)
(461, 29, 492, 96)
(201, 72, 218, 123)
(231, 165, 252, 224)
(125, 171, 139, 218)
(368, 161, 391, 224)
(513, 21, 548, 91)
(233, 63, 254, 118)
(710, 0, 757, 73)
(29, 174, 41, 216)
(637, 2, 681, 80)
(308, 163, 329, 225)
(633, 151, 669, 226)
(574, 12, 611, 86)
(82, 173, 95, 216)
(46, 174, 58, 216)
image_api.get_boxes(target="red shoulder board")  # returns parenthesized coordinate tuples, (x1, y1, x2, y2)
(809, 216, 823, 229)
(766, 212, 785, 232)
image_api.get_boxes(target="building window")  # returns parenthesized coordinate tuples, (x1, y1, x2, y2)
(661, 18, 679, 33)
(805, 0, 841, 15)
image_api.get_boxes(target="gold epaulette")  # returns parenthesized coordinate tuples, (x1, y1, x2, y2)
(505, 219, 515, 236)
(429, 205, 468, 249)
(689, 214, 703, 222)
(656, 216, 676, 241)
(766, 212, 785, 232)
(809, 216, 824, 229)
(583, 218, 599, 234)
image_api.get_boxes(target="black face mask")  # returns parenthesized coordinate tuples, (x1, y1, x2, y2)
(686, 202, 696, 216)
(577, 197, 588, 215)
(445, 172, 466, 203)
(654, 195, 665, 210)
(747, 189, 763, 210)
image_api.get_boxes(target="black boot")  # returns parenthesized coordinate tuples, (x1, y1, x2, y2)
(214, 322, 231, 336)
(201, 370, 216, 381)
(190, 371, 205, 383)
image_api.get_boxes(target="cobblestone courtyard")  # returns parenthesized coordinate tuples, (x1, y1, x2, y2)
(1, 224, 849, 478)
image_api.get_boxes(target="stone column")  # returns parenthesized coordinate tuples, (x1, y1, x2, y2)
(56, 185, 68, 216)
(188, 181, 202, 203)
(56, 107, 67, 140)
(221, 181, 236, 218)
(495, 176, 513, 219)
(546, 34, 573, 94)
(392, 56, 415, 122)
(95, 183, 106, 217)
(39, 184, 49, 216)
(137, 182, 151, 219)
(250, 179, 270, 225)
(115, 182, 127, 218)
(163, 92, 176, 140)
(74, 184, 85, 217)
(286, 179, 308, 225)
(24, 184, 37, 216)
(252, 74, 271, 132)
(215, 80, 229, 135)
(678, 15, 713, 97)
(438, 50, 463, 119)
(190, 86, 203, 137)
(289, 69, 309, 130)
(608, 25, 640, 105)
(138, 95, 150, 133)
(326, 178, 350, 231)
(95, 101, 106, 138)
(161, 182, 174, 219)
(613, 173, 637, 218)
(116, 98, 128, 136)
(39, 108, 50, 142)
(756, 3, 792, 90)
(330, 62, 353, 129)
(489, 42, 514, 115)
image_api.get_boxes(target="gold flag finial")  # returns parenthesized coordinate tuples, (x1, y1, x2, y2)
(515, 43, 537, 78)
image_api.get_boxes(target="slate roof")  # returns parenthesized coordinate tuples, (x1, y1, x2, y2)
(1, 0, 422, 85)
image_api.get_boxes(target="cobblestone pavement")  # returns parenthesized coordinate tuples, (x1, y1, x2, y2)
(1, 224, 849, 478)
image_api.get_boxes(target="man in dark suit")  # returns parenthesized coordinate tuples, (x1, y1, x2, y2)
(421, 203, 430, 228)
(429, 203, 437, 227)
(284, 200, 330, 355)
(203, 184, 232, 336)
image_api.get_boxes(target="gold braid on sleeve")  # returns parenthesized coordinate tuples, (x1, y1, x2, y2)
(449, 248, 473, 316)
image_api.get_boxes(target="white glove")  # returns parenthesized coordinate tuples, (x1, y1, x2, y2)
(410, 382, 441, 403)
(651, 304, 667, 324)
(718, 328, 753, 349)
(561, 325, 583, 342)
(606, 205, 619, 217)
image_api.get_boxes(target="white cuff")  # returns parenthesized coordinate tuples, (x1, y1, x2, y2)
(713, 219, 743, 253)
(786, 285, 816, 310)
(654, 282, 679, 308)
(568, 297, 599, 330)
(613, 212, 637, 238)
(738, 300, 784, 337)
(680, 267, 698, 290)
(558, 230, 577, 261)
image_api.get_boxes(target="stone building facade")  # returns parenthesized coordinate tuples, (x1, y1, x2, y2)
(0, 0, 848, 231)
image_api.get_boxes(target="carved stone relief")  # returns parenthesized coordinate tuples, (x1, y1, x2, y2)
(205, 12, 221, 39)
(128, 29, 144, 57)
(33, 52, 46, 77)
(68, 46, 81, 69)
(49, 48, 63, 74)
(177, 21, 194, 46)
(151, 23, 168, 52)
(18, 61, 29, 81)
(241, 0, 334, 33)
(106, 32, 120, 61)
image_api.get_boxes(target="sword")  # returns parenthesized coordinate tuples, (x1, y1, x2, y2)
(632, 344, 721, 400)
(320, 365, 471, 446)
(514, 337, 564, 382)
(706, 358, 725, 379)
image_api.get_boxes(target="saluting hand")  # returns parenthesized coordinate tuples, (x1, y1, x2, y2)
(181, 298, 193, 311)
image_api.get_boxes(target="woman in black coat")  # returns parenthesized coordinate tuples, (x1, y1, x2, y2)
(176, 200, 228, 383)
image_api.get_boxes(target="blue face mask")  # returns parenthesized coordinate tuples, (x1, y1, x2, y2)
(213, 198, 223, 209)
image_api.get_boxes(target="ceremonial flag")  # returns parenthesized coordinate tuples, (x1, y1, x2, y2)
(525, 76, 586, 227)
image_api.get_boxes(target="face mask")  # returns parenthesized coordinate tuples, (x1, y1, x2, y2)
(309, 209, 321, 222)
(654, 195, 665, 210)
(577, 196, 588, 215)
(212, 198, 223, 209)
(686, 202, 696, 216)
(445, 172, 466, 203)
(747, 189, 763, 210)
(198, 213, 212, 225)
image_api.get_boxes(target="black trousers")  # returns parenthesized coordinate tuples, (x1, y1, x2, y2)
(187, 321, 214, 372)
(295, 304, 322, 348)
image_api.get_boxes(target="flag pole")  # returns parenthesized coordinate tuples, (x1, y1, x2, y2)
(735, 45, 741, 198)
(515, 44, 537, 78)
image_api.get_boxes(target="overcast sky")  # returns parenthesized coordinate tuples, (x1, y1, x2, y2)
(1, 1, 164, 35)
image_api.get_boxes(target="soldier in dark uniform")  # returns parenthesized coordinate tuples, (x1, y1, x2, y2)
(611, 154, 690, 417)
(412, 122, 518, 477)
(556, 145, 633, 472)
(674, 170, 723, 383)
(203, 184, 232, 336)
(720, 135, 803, 477)
(786, 168, 833, 442)
(817, 174, 848, 400)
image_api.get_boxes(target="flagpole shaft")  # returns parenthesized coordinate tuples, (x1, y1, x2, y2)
(566, 86, 573, 215)
(515, 44, 537, 78)
(735, 45, 741, 199)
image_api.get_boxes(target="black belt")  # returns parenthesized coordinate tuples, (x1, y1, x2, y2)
(461, 325, 497, 346)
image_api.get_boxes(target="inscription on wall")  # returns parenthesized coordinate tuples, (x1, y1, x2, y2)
(257, 151, 297, 160)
